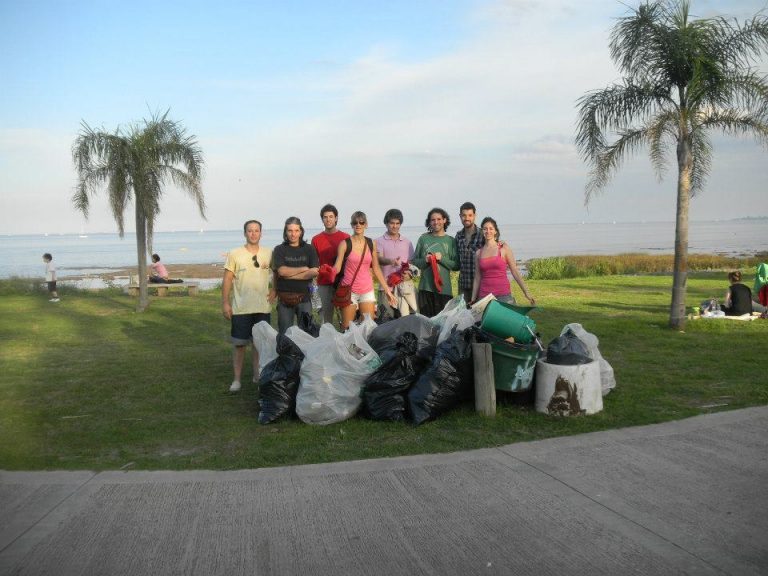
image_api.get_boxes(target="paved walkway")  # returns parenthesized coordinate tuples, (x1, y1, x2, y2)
(2, 406, 767, 576)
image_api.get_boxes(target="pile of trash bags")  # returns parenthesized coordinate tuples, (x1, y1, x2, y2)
(253, 297, 480, 426)
(251, 298, 616, 426)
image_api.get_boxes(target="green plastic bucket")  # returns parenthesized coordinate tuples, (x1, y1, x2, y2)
(479, 329, 540, 392)
(481, 300, 537, 343)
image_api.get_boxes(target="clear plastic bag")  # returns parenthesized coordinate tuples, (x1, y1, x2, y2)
(296, 322, 381, 425)
(559, 323, 616, 396)
(431, 295, 475, 344)
(252, 320, 278, 371)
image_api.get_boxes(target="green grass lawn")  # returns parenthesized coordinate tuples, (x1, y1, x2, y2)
(1, 273, 765, 471)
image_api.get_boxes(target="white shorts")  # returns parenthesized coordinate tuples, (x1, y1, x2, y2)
(351, 290, 376, 305)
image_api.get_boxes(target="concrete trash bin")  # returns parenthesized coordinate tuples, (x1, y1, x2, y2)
(535, 359, 602, 415)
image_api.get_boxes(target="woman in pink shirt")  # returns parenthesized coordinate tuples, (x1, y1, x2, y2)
(471, 217, 535, 305)
(334, 211, 397, 330)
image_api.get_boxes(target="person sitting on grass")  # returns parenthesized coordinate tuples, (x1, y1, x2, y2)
(721, 270, 766, 316)
(149, 254, 183, 284)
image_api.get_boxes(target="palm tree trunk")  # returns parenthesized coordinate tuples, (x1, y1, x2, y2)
(135, 205, 150, 312)
(670, 137, 692, 329)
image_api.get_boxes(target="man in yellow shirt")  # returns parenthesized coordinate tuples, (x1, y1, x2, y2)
(222, 220, 275, 392)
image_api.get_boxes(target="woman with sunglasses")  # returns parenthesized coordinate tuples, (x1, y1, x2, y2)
(334, 211, 397, 330)
(222, 219, 275, 392)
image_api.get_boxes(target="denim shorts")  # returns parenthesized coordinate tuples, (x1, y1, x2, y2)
(231, 312, 271, 345)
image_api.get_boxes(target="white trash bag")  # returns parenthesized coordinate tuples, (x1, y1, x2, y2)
(431, 295, 475, 344)
(559, 323, 616, 396)
(252, 321, 278, 371)
(285, 325, 319, 355)
(296, 322, 381, 425)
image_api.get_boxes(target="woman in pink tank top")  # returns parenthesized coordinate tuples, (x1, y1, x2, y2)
(471, 217, 535, 305)
(334, 211, 397, 330)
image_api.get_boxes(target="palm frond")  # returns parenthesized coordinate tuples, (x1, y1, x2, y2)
(576, 82, 671, 163)
(586, 127, 650, 203)
(689, 131, 712, 197)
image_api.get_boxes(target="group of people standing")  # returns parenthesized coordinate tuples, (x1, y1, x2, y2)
(220, 202, 535, 392)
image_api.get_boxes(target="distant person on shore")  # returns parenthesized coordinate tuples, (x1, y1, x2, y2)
(148, 254, 183, 284)
(471, 217, 535, 306)
(272, 216, 319, 335)
(721, 270, 766, 315)
(311, 204, 349, 324)
(333, 211, 397, 330)
(42, 253, 59, 302)
(376, 208, 418, 316)
(455, 202, 484, 304)
(222, 220, 275, 393)
(412, 208, 459, 317)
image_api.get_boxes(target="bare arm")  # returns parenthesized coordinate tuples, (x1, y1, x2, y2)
(471, 249, 481, 303)
(504, 245, 535, 305)
(334, 241, 346, 274)
(222, 269, 235, 319)
(277, 265, 317, 280)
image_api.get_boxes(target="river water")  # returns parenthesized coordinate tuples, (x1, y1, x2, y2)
(2, 219, 765, 280)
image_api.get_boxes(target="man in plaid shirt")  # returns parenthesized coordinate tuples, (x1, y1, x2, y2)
(455, 202, 484, 303)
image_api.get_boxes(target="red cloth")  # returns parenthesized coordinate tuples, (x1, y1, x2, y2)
(317, 264, 336, 284)
(387, 262, 411, 288)
(427, 254, 443, 293)
(760, 285, 768, 306)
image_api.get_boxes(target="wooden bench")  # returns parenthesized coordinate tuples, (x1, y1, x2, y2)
(127, 282, 199, 297)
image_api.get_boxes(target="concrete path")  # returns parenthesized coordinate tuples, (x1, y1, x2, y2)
(1, 406, 767, 576)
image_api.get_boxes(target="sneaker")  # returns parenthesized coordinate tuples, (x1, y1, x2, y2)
(49, 298, 60, 302)
(229, 380, 241, 392)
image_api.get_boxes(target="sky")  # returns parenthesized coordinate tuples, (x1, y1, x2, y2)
(1, 0, 767, 235)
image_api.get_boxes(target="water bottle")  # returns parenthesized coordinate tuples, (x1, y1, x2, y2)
(309, 279, 322, 310)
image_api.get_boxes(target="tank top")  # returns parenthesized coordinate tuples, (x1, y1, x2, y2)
(342, 243, 374, 294)
(477, 244, 510, 299)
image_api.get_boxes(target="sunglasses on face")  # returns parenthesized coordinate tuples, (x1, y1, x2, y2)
(252, 255, 259, 267)
(352, 220, 366, 226)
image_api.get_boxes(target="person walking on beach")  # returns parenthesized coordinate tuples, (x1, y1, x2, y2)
(42, 253, 59, 302)
(376, 208, 418, 316)
(272, 216, 319, 335)
(222, 220, 274, 393)
(412, 208, 459, 317)
(311, 204, 349, 324)
(455, 202, 484, 304)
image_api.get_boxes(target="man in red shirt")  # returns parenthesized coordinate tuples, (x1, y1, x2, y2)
(311, 204, 350, 324)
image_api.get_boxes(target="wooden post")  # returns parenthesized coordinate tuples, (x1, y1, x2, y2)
(472, 342, 496, 417)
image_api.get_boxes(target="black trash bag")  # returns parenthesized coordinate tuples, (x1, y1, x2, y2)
(408, 328, 476, 426)
(297, 311, 320, 337)
(258, 334, 305, 424)
(545, 329, 592, 365)
(362, 332, 428, 421)
(368, 314, 440, 364)
(374, 303, 401, 325)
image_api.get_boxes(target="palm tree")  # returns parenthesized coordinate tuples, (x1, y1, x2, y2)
(576, 0, 768, 329)
(73, 111, 205, 311)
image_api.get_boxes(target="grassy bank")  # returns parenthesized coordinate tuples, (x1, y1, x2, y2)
(0, 273, 766, 471)
(527, 252, 767, 279)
